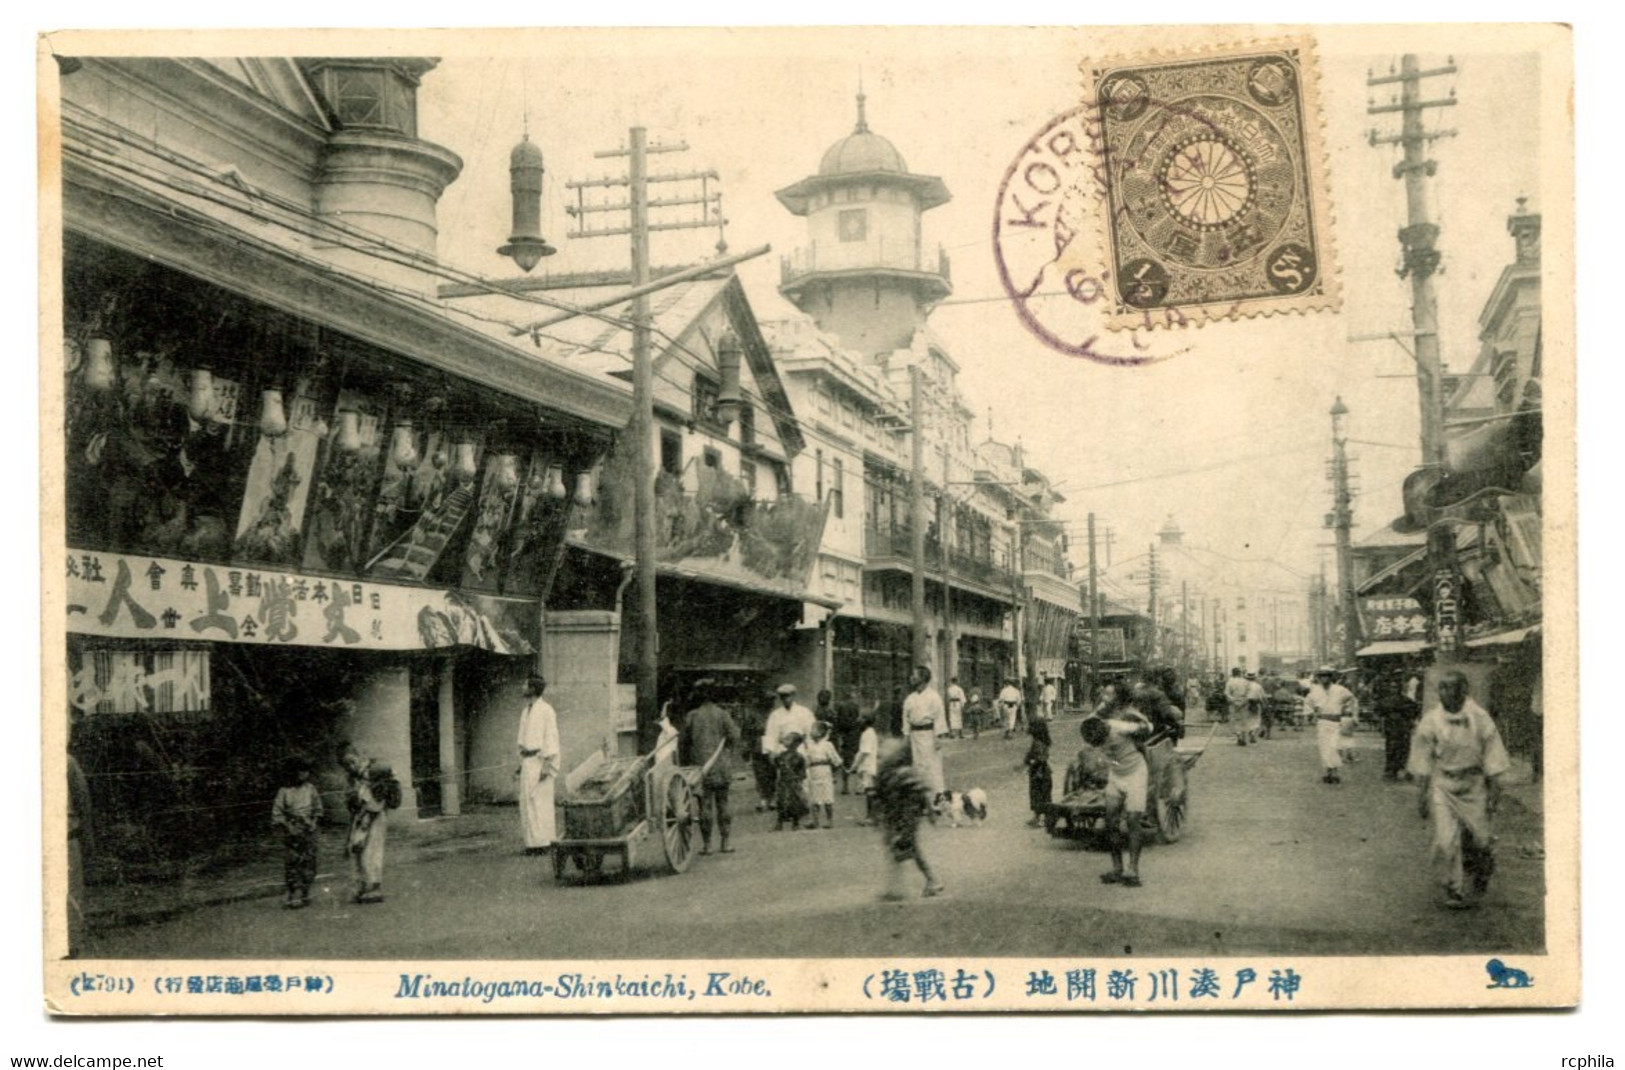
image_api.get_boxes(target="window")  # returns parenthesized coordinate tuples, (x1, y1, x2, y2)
(774, 462, 792, 498)
(1237, 623, 1247, 644)
(703, 446, 721, 470)
(740, 459, 758, 497)
(660, 428, 683, 477)
(815, 450, 825, 502)
(1236, 596, 1247, 611)
(832, 457, 845, 519)
(693, 374, 722, 428)
(738, 403, 756, 446)
(838, 209, 868, 243)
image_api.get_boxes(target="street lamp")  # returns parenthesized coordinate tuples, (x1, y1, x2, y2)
(498, 134, 557, 272)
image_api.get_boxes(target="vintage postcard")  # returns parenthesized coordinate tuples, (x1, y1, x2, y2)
(39, 23, 1575, 1014)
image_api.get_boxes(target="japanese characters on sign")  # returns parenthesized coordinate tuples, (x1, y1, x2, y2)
(65, 548, 536, 655)
(1359, 595, 1430, 641)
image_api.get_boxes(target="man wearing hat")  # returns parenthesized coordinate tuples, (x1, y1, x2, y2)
(1305, 666, 1360, 784)
(762, 683, 816, 759)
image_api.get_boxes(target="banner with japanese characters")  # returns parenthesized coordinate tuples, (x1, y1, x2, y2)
(65, 548, 537, 655)
(1357, 595, 1430, 642)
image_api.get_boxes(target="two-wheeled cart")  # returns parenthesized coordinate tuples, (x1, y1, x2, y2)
(552, 737, 720, 883)
(1039, 724, 1215, 846)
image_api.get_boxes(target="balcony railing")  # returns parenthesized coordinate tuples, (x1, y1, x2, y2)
(781, 241, 952, 286)
(864, 527, 1014, 590)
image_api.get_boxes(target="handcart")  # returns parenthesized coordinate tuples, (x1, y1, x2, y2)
(552, 737, 721, 883)
(1039, 723, 1215, 846)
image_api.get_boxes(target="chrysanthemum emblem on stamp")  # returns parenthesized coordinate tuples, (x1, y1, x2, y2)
(1089, 37, 1340, 328)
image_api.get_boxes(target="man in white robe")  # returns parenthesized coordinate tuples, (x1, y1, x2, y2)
(517, 673, 561, 853)
(903, 665, 946, 795)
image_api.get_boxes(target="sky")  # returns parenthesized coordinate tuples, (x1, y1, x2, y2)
(413, 26, 1550, 598)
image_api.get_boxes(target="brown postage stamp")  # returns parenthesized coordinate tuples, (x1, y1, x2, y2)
(1087, 37, 1340, 330)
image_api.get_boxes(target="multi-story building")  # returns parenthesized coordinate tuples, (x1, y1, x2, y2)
(56, 57, 634, 867)
(767, 93, 1078, 710)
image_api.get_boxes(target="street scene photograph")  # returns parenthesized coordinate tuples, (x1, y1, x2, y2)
(40, 22, 1574, 1012)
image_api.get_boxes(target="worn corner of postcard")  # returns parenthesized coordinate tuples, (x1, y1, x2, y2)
(1080, 34, 1341, 331)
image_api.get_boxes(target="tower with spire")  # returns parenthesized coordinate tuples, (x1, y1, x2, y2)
(774, 88, 952, 357)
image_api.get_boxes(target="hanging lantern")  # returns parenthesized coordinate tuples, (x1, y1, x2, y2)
(389, 421, 419, 470)
(187, 368, 216, 422)
(573, 469, 596, 506)
(546, 463, 568, 500)
(715, 330, 743, 425)
(335, 408, 363, 454)
(83, 338, 116, 392)
(497, 135, 556, 272)
(492, 454, 520, 491)
(453, 440, 479, 482)
(258, 389, 288, 437)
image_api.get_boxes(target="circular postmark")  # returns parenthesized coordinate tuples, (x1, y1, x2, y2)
(991, 105, 1192, 365)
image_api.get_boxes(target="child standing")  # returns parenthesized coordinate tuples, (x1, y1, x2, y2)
(874, 740, 943, 899)
(1024, 719, 1054, 827)
(773, 732, 810, 831)
(849, 714, 880, 825)
(271, 756, 324, 909)
(803, 722, 841, 829)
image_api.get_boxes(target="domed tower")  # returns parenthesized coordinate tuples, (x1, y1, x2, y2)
(775, 90, 951, 357)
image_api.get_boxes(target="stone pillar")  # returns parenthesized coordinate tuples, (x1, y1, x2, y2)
(437, 664, 460, 817)
(343, 663, 416, 817)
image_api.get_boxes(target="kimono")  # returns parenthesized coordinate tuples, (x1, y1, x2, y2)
(345, 765, 387, 902)
(1409, 698, 1511, 901)
(517, 695, 561, 849)
(804, 737, 840, 807)
(875, 758, 933, 862)
(1025, 736, 1054, 814)
(271, 782, 324, 901)
(774, 747, 810, 826)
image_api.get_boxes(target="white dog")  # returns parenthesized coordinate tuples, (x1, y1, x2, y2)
(933, 788, 989, 827)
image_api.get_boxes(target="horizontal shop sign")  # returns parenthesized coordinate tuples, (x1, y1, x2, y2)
(65, 548, 536, 655)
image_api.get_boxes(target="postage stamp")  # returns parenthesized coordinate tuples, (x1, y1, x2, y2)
(1086, 37, 1340, 329)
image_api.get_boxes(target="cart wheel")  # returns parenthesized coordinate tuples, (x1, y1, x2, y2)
(1157, 796, 1186, 844)
(662, 775, 697, 873)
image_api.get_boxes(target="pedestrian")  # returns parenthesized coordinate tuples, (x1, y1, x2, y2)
(516, 674, 561, 854)
(1305, 666, 1360, 784)
(1040, 676, 1058, 724)
(849, 713, 880, 825)
(1132, 675, 1185, 743)
(903, 664, 947, 795)
(741, 701, 776, 813)
(965, 688, 987, 740)
(773, 732, 810, 831)
(1408, 670, 1512, 909)
(1224, 667, 1250, 739)
(1339, 671, 1364, 766)
(1380, 669, 1421, 781)
(814, 688, 836, 737)
(946, 676, 966, 739)
(833, 690, 863, 793)
(1024, 719, 1054, 827)
(762, 683, 817, 757)
(804, 721, 841, 829)
(874, 739, 944, 900)
(1245, 672, 1266, 742)
(338, 741, 388, 904)
(271, 755, 323, 909)
(1080, 702, 1151, 888)
(881, 687, 906, 738)
(997, 679, 1023, 740)
(680, 678, 741, 855)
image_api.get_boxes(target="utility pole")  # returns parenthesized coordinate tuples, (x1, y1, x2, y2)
(1181, 580, 1190, 677)
(1147, 543, 1159, 662)
(909, 363, 928, 671)
(567, 128, 723, 754)
(941, 443, 955, 696)
(1329, 397, 1359, 667)
(1087, 512, 1100, 699)
(1369, 54, 1462, 664)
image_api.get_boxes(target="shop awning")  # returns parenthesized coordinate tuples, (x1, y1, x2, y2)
(1465, 624, 1541, 648)
(1357, 547, 1427, 595)
(1356, 639, 1431, 658)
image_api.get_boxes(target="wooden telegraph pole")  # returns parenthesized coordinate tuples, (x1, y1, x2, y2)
(1368, 56, 1462, 663)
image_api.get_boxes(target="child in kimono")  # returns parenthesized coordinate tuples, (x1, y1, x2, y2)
(271, 756, 323, 909)
(803, 721, 841, 829)
(874, 740, 943, 899)
(1024, 719, 1054, 827)
(849, 714, 880, 825)
(773, 732, 810, 831)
